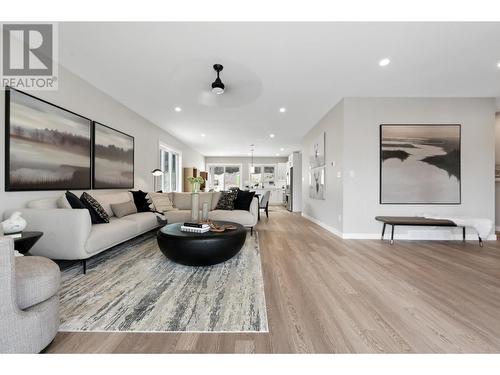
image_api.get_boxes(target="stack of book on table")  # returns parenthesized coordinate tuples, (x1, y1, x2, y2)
(181, 222, 210, 233)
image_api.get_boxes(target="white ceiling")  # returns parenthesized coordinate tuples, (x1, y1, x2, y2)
(58, 22, 500, 157)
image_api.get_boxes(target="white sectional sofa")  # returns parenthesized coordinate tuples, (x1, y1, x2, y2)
(3, 191, 258, 273)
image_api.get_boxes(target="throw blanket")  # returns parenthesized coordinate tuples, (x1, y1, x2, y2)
(424, 215, 493, 239)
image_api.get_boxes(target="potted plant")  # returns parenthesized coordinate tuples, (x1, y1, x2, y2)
(187, 176, 205, 193)
(187, 176, 205, 221)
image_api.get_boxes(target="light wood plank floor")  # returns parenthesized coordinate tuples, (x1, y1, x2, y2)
(46, 208, 500, 353)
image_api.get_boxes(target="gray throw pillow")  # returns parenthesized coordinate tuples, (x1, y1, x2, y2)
(111, 200, 138, 218)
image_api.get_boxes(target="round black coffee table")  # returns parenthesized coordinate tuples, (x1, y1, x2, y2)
(157, 221, 247, 266)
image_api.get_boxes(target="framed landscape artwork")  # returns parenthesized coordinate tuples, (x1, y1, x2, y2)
(93, 122, 134, 189)
(5, 88, 92, 191)
(380, 124, 461, 204)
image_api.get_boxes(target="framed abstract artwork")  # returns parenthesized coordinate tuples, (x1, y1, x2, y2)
(5, 87, 92, 191)
(93, 122, 134, 189)
(380, 124, 461, 204)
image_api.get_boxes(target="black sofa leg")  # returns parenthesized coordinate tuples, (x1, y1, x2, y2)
(479, 236, 483, 247)
(250, 227, 253, 236)
(390, 225, 395, 245)
(463, 227, 466, 242)
(381, 223, 386, 240)
(82, 259, 87, 274)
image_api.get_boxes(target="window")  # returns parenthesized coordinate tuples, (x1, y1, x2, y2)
(207, 164, 241, 191)
(160, 144, 181, 192)
(248, 164, 276, 188)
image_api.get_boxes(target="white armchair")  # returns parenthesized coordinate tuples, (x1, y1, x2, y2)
(0, 237, 60, 353)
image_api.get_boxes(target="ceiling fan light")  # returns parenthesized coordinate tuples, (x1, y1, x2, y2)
(211, 64, 225, 95)
(211, 84, 225, 95)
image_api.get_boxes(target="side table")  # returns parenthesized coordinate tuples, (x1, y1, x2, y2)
(13, 231, 44, 255)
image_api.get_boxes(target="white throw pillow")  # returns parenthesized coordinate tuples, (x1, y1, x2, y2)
(56, 195, 72, 209)
(147, 192, 176, 213)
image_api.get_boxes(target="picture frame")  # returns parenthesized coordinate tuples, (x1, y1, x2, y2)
(93, 122, 135, 189)
(379, 124, 461, 205)
(309, 131, 325, 169)
(4, 87, 92, 191)
(309, 166, 325, 200)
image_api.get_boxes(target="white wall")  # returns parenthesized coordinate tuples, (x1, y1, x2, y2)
(301, 100, 344, 235)
(302, 97, 496, 240)
(494, 113, 500, 229)
(205, 156, 289, 188)
(0, 65, 204, 216)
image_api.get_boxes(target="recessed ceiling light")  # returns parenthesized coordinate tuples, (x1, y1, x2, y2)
(201, 133, 206, 137)
(379, 58, 391, 67)
(174, 107, 182, 112)
(497, 61, 500, 68)
(276, 153, 280, 156)
(279, 107, 286, 113)
(269, 134, 275, 138)
(280, 148, 285, 152)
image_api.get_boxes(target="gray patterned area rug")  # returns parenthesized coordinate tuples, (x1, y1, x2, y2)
(59, 231, 268, 333)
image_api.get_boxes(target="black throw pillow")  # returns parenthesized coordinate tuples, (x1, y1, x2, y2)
(215, 190, 238, 210)
(65, 191, 86, 209)
(80, 192, 110, 224)
(129, 190, 151, 212)
(234, 189, 255, 211)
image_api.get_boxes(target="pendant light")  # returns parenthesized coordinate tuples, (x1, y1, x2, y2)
(249, 144, 255, 174)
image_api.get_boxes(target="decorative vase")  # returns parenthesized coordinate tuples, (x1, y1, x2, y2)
(202, 202, 209, 221)
(191, 193, 200, 222)
(1, 211, 27, 234)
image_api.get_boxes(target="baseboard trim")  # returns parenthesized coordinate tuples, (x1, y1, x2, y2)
(343, 233, 497, 241)
(301, 213, 342, 238)
(301, 213, 497, 241)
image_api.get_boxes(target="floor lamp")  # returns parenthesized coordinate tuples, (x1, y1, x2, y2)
(151, 169, 164, 192)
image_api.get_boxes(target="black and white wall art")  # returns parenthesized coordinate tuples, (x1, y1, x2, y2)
(308, 132, 326, 200)
(380, 124, 461, 204)
(309, 166, 325, 200)
(5, 88, 92, 191)
(309, 132, 325, 169)
(93, 122, 134, 189)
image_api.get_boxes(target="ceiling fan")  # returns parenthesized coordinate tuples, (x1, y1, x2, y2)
(169, 60, 262, 107)
(211, 64, 225, 95)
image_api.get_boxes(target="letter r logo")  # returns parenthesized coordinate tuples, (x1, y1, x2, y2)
(2, 24, 53, 76)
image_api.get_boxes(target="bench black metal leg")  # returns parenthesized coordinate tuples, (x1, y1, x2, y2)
(381, 223, 386, 240)
(390, 225, 395, 245)
(462, 227, 466, 242)
(82, 259, 87, 274)
(479, 236, 483, 247)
